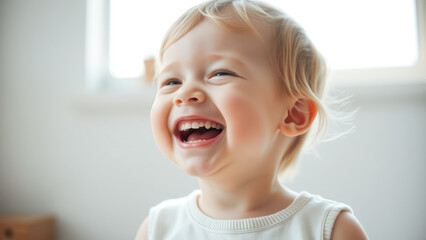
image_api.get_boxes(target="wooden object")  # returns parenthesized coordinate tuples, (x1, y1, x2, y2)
(143, 57, 156, 84)
(0, 215, 55, 240)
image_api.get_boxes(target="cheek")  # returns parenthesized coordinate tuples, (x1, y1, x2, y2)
(150, 97, 173, 157)
(221, 91, 270, 148)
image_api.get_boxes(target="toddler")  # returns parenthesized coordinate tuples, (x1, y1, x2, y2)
(136, 0, 368, 239)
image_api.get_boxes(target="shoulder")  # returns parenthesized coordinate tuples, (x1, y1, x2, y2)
(135, 191, 200, 240)
(134, 217, 149, 240)
(151, 190, 199, 216)
(296, 192, 367, 239)
(298, 192, 352, 219)
(331, 211, 368, 240)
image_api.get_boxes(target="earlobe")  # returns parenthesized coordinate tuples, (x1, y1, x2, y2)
(280, 99, 317, 137)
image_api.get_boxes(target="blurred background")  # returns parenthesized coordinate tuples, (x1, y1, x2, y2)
(0, 0, 425, 239)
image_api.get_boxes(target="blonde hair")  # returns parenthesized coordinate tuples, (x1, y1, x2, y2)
(159, 0, 328, 178)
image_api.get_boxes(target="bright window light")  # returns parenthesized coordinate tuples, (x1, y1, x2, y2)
(109, 0, 204, 78)
(109, 0, 418, 78)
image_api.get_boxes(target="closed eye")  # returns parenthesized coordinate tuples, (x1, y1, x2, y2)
(164, 79, 181, 86)
(211, 70, 236, 78)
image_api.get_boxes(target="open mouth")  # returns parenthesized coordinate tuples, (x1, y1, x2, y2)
(175, 120, 224, 143)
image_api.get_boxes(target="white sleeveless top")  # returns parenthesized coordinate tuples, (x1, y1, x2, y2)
(148, 190, 352, 240)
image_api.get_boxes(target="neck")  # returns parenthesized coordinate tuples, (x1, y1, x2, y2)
(196, 131, 296, 219)
(197, 172, 296, 219)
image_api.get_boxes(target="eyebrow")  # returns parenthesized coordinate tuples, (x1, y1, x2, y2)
(158, 52, 249, 78)
(206, 53, 248, 70)
(159, 61, 180, 75)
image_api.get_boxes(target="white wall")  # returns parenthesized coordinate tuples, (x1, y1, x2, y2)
(0, 1, 425, 239)
(287, 85, 426, 239)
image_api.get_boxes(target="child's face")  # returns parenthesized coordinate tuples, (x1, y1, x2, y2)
(151, 19, 289, 179)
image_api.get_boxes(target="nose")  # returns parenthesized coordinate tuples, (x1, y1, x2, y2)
(173, 86, 205, 106)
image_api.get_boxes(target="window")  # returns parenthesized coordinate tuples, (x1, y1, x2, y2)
(86, 0, 425, 91)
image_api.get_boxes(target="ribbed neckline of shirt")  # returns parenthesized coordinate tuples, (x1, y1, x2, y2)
(186, 190, 311, 233)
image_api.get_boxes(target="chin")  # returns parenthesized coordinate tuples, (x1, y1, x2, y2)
(176, 157, 220, 178)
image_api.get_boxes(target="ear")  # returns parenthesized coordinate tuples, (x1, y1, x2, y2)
(280, 98, 317, 137)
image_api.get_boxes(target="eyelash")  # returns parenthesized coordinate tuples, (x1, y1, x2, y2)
(160, 69, 236, 87)
(211, 70, 235, 78)
(163, 79, 181, 86)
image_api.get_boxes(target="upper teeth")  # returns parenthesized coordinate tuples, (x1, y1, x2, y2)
(178, 121, 223, 131)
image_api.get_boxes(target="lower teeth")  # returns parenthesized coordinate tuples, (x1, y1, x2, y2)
(185, 139, 206, 143)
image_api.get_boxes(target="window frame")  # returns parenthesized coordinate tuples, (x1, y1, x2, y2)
(86, 0, 143, 92)
(85, 0, 426, 92)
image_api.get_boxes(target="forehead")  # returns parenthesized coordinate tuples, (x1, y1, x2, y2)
(161, 19, 271, 67)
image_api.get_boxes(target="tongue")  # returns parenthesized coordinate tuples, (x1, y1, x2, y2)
(187, 129, 221, 142)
